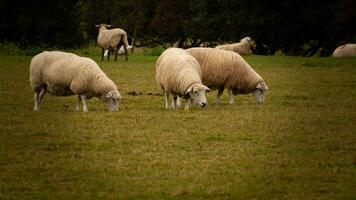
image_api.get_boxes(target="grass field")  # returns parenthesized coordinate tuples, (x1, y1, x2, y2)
(0, 46, 355, 199)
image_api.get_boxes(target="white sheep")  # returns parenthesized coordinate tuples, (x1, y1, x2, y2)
(332, 44, 356, 57)
(185, 47, 268, 105)
(29, 51, 121, 112)
(104, 45, 134, 57)
(216, 36, 254, 55)
(95, 23, 129, 61)
(155, 48, 210, 110)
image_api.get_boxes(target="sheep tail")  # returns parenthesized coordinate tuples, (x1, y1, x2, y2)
(122, 34, 129, 48)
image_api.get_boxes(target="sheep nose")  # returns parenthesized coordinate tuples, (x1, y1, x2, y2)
(201, 102, 207, 107)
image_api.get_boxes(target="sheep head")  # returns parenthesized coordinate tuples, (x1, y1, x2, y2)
(103, 90, 121, 112)
(95, 24, 112, 32)
(253, 82, 268, 104)
(185, 83, 210, 107)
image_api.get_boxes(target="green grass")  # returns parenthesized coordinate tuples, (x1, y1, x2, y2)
(0, 47, 355, 199)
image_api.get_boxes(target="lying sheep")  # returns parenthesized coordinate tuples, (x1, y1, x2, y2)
(332, 44, 356, 57)
(216, 36, 254, 55)
(29, 51, 121, 112)
(95, 23, 129, 61)
(155, 48, 210, 110)
(185, 47, 268, 105)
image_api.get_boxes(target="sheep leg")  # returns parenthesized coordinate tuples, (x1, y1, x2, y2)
(176, 96, 181, 107)
(101, 48, 104, 61)
(36, 88, 46, 110)
(107, 49, 110, 61)
(76, 95, 81, 111)
(214, 87, 224, 104)
(80, 95, 88, 112)
(172, 95, 178, 109)
(114, 47, 118, 61)
(184, 98, 192, 110)
(124, 45, 128, 61)
(228, 89, 235, 104)
(33, 92, 39, 111)
(164, 90, 170, 109)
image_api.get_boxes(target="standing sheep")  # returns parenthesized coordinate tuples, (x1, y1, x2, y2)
(332, 44, 356, 57)
(29, 51, 121, 112)
(95, 23, 129, 61)
(155, 48, 210, 110)
(216, 36, 254, 55)
(185, 48, 268, 105)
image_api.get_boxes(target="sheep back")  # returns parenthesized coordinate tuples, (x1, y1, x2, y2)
(30, 51, 117, 98)
(186, 48, 264, 93)
(216, 37, 252, 55)
(97, 28, 129, 49)
(332, 44, 356, 57)
(156, 48, 202, 95)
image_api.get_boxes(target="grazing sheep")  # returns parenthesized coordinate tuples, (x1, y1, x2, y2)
(185, 47, 268, 105)
(216, 36, 254, 55)
(29, 51, 121, 112)
(95, 23, 129, 61)
(155, 48, 210, 110)
(332, 44, 356, 57)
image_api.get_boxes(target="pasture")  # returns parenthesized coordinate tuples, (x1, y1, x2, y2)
(0, 47, 355, 199)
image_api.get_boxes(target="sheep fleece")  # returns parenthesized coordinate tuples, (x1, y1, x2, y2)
(332, 44, 356, 57)
(185, 48, 264, 93)
(98, 28, 129, 49)
(216, 37, 252, 55)
(30, 51, 118, 98)
(155, 48, 203, 95)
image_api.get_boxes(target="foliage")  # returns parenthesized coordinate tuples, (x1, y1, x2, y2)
(1, 0, 355, 55)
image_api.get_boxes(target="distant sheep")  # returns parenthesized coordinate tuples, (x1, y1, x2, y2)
(332, 44, 356, 57)
(216, 36, 254, 55)
(186, 48, 268, 105)
(104, 45, 133, 57)
(29, 51, 121, 112)
(95, 23, 129, 61)
(155, 48, 210, 110)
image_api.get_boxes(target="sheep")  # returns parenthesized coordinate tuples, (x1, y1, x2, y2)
(155, 48, 210, 110)
(104, 45, 133, 57)
(332, 44, 356, 57)
(185, 47, 268, 105)
(216, 36, 254, 55)
(95, 23, 129, 61)
(29, 51, 121, 112)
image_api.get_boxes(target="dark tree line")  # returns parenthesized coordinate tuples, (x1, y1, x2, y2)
(1, 0, 355, 55)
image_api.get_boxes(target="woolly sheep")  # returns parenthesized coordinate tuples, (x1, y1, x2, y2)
(29, 51, 121, 112)
(185, 47, 268, 105)
(155, 48, 210, 110)
(95, 23, 129, 61)
(216, 36, 253, 55)
(332, 44, 356, 57)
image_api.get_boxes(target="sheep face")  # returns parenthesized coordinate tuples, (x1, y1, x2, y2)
(186, 84, 210, 107)
(253, 82, 268, 104)
(103, 90, 121, 111)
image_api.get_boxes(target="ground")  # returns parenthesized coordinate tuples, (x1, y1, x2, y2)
(0, 47, 355, 199)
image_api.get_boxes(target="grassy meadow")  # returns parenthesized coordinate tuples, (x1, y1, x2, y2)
(0, 46, 355, 199)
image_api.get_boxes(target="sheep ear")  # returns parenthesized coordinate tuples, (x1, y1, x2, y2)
(256, 83, 262, 89)
(204, 85, 211, 91)
(106, 91, 113, 98)
(95, 24, 100, 28)
(185, 85, 194, 94)
(105, 24, 112, 28)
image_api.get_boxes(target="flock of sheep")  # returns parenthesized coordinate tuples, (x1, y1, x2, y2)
(29, 24, 355, 112)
